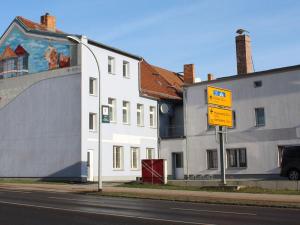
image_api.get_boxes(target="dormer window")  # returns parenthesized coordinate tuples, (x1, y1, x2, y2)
(0, 45, 29, 78)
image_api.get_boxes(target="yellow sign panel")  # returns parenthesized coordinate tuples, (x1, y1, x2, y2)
(208, 106, 233, 127)
(207, 86, 232, 108)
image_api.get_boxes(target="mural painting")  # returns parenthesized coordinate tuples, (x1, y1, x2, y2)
(0, 27, 75, 79)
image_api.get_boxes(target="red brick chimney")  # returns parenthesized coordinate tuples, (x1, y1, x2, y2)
(235, 34, 254, 75)
(184, 64, 195, 84)
(207, 73, 214, 81)
(41, 13, 56, 31)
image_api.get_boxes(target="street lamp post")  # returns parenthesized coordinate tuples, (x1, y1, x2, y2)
(67, 35, 102, 191)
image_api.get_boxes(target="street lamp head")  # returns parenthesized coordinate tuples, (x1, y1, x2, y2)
(67, 35, 81, 44)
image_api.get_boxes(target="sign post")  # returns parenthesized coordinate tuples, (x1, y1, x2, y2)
(207, 86, 232, 186)
(219, 126, 226, 185)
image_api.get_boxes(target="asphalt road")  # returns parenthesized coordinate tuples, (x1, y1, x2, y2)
(0, 188, 299, 225)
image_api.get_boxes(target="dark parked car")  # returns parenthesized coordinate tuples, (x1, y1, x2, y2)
(280, 146, 300, 180)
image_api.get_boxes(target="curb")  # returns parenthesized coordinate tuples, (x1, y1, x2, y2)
(93, 191, 300, 209)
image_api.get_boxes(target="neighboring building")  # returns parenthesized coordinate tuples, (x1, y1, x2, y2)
(140, 60, 185, 140)
(161, 33, 300, 179)
(0, 14, 159, 181)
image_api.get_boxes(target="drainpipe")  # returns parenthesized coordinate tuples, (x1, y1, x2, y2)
(157, 101, 160, 158)
(183, 87, 189, 179)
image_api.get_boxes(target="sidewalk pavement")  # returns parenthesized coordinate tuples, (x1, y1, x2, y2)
(1, 183, 300, 208)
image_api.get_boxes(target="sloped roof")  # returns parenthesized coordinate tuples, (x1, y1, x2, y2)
(0, 46, 18, 60)
(140, 60, 183, 101)
(6, 16, 141, 60)
(16, 16, 64, 34)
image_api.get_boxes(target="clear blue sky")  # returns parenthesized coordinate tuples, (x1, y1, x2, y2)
(1, 0, 300, 80)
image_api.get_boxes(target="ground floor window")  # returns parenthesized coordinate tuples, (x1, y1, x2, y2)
(113, 146, 123, 169)
(131, 147, 140, 170)
(207, 149, 218, 169)
(226, 148, 247, 168)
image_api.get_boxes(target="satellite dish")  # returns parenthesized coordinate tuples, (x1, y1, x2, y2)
(160, 103, 169, 114)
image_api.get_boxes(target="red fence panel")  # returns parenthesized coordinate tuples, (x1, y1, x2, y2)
(142, 159, 167, 184)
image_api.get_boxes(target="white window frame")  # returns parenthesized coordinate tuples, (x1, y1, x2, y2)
(89, 77, 97, 96)
(108, 56, 115, 74)
(113, 146, 123, 170)
(146, 148, 155, 159)
(108, 98, 117, 123)
(130, 147, 140, 170)
(122, 101, 130, 124)
(137, 104, 144, 126)
(255, 107, 265, 127)
(149, 106, 156, 128)
(278, 146, 284, 167)
(123, 60, 130, 78)
(207, 149, 218, 169)
(226, 148, 247, 169)
(89, 113, 97, 132)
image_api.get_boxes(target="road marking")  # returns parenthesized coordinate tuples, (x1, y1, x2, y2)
(171, 207, 257, 216)
(0, 189, 31, 194)
(0, 200, 216, 225)
(48, 196, 104, 204)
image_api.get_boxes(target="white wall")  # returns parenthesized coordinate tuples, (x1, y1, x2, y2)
(0, 69, 81, 178)
(184, 69, 300, 178)
(80, 37, 158, 181)
(161, 68, 300, 179)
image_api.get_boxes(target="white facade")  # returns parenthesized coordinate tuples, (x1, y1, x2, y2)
(161, 67, 300, 179)
(80, 37, 158, 181)
(0, 17, 158, 182)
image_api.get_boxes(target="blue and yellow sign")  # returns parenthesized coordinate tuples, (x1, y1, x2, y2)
(207, 86, 232, 108)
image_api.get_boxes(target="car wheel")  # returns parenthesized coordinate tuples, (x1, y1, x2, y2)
(288, 169, 299, 180)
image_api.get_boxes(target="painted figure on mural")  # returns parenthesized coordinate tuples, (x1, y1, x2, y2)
(44, 46, 71, 70)
(44, 46, 58, 69)
(59, 53, 70, 68)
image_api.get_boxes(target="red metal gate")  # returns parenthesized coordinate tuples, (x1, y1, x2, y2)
(142, 159, 167, 184)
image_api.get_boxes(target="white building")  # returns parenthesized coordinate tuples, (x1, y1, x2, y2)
(80, 36, 158, 181)
(0, 13, 158, 182)
(161, 33, 300, 180)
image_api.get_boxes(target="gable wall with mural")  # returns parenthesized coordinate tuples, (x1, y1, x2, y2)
(0, 26, 77, 79)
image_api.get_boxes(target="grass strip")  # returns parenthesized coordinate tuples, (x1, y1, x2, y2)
(118, 182, 300, 195)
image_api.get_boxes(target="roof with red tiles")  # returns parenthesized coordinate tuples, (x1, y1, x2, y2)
(140, 60, 184, 101)
(16, 16, 64, 34)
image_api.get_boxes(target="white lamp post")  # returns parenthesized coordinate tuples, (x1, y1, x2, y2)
(67, 35, 102, 191)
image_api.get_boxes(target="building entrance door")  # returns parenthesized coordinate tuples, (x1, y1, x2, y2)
(172, 152, 184, 180)
(87, 150, 94, 182)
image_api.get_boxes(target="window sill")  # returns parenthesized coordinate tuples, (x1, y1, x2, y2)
(149, 126, 157, 129)
(137, 124, 145, 127)
(123, 76, 130, 79)
(89, 130, 97, 133)
(109, 121, 117, 124)
(123, 123, 131, 126)
(226, 167, 247, 170)
(113, 168, 124, 171)
(130, 168, 140, 171)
